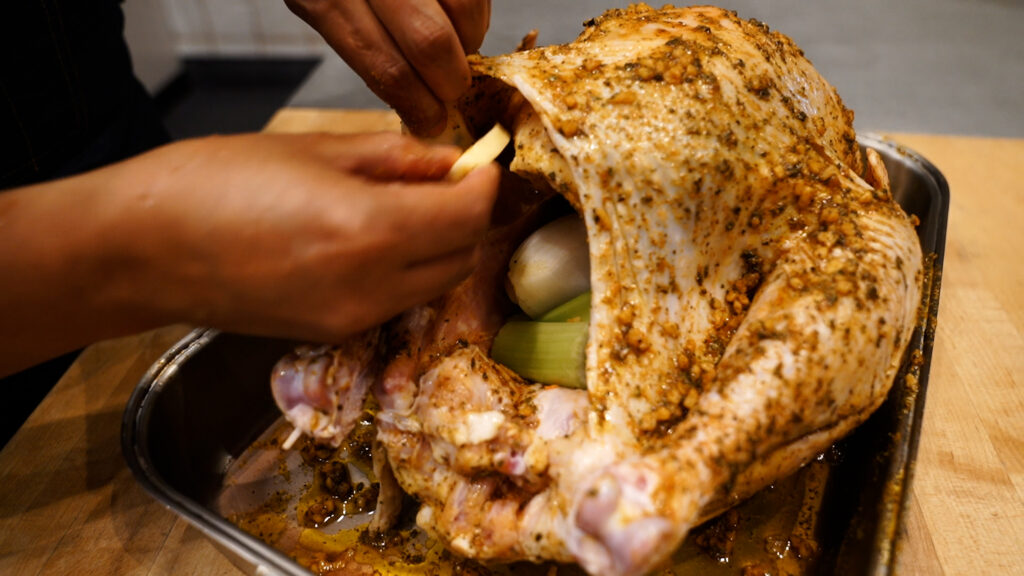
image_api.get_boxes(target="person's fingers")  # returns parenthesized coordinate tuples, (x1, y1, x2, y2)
(336, 133, 462, 181)
(287, 133, 499, 266)
(399, 243, 481, 301)
(293, 132, 461, 180)
(368, 0, 472, 103)
(296, 242, 479, 343)
(288, 0, 447, 134)
(385, 162, 501, 264)
(438, 0, 491, 54)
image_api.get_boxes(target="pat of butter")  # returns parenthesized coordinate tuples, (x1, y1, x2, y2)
(452, 410, 506, 444)
(446, 124, 511, 180)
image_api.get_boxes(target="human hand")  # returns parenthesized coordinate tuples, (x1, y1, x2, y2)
(101, 131, 500, 344)
(285, 0, 491, 135)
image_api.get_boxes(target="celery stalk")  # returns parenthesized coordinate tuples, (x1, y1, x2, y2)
(538, 291, 591, 322)
(490, 320, 587, 388)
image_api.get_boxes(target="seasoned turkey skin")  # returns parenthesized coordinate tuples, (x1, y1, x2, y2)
(271, 5, 924, 576)
(474, 4, 880, 442)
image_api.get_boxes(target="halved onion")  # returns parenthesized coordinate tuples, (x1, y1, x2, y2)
(507, 214, 590, 318)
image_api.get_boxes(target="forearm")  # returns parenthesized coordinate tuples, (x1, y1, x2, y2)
(0, 165, 165, 377)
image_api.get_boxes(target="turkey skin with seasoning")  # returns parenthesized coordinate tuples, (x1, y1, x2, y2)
(270, 4, 924, 576)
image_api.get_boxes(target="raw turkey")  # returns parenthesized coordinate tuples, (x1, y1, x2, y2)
(271, 5, 924, 575)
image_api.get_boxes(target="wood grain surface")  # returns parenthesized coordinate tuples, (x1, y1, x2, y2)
(1, 109, 1021, 575)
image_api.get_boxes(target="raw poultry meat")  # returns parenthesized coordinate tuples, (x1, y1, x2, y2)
(270, 4, 924, 575)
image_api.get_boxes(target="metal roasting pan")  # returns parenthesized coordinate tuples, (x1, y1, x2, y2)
(122, 134, 948, 576)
